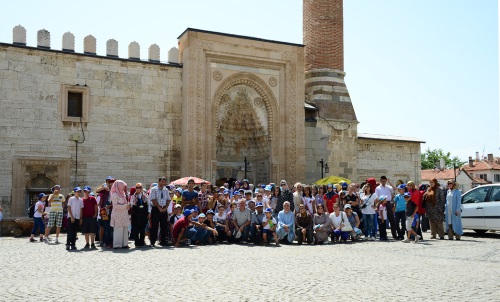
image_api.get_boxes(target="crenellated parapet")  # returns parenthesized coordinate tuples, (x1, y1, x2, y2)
(7, 25, 179, 64)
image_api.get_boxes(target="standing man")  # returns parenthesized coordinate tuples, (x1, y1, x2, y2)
(66, 187, 84, 250)
(375, 176, 398, 240)
(44, 185, 65, 244)
(198, 182, 209, 214)
(182, 178, 200, 211)
(149, 176, 171, 247)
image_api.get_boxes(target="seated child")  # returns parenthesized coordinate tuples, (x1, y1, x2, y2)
(262, 208, 280, 247)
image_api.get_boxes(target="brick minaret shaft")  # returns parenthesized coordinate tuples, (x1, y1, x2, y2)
(303, 0, 358, 180)
(304, 0, 343, 71)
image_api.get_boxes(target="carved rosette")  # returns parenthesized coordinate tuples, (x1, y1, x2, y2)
(213, 70, 223, 81)
(268, 77, 277, 87)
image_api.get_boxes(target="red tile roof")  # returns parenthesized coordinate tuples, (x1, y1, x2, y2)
(463, 158, 500, 172)
(472, 177, 490, 184)
(421, 169, 456, 181)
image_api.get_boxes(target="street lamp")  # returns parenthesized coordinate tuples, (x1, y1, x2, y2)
(244, 157, 251, 179)
(319, 158, 329, 179)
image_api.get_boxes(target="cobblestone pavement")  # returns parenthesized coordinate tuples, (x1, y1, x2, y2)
(1, 231, 499, 301)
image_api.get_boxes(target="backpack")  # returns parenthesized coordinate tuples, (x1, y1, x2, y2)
(27, 204, 36, 218)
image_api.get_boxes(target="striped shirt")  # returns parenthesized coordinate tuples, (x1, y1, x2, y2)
(50, 194, 65, 213)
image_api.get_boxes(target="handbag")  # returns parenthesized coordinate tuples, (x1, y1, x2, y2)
(341, 212, 353, 232)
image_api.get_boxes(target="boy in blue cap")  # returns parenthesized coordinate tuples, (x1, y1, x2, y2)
(262, 208, 280, 246)
(402, 192, 420, 243)
(66, 187, 84, 250)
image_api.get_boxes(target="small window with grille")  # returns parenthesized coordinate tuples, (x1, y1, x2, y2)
(60, 85, 89, 123)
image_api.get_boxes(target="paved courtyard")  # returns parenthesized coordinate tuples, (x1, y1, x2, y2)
(0, 231, 499, 301)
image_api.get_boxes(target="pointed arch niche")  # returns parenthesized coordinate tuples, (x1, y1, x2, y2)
(211, 73, 279, 184)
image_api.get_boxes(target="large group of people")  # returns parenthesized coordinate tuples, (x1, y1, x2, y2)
(28, 175, 465, 250)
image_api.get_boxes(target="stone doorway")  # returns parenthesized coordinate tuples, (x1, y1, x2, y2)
(215, 85, 271, 184)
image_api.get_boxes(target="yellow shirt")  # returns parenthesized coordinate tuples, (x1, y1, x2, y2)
(49, 194, 65, 212)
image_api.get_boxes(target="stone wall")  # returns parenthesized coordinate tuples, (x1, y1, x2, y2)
(356, 136, 422, 183)
(0, 42, 182, 217)
(304, 122, 331, 183)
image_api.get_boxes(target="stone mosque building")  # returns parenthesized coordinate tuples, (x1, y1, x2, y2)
(0, 0, 423, 220)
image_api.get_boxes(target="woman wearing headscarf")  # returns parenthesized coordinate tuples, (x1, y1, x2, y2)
(274, 180, 294, 216)
(313, 204, 331, 244)
(445, 180, 463, 240)
(424, 179, 445, 239)
(110, 180, 131, 249)
(129, 183, 150, 247)
(324, 184, 338, 214)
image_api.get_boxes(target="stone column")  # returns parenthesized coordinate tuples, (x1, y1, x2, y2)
(148, 44, 160, 62)
(128, 41, 140, 60)
(303, 0, 358, 180)
(168, 47, 179, 64)
(62, 32, 75, 52)
(106, 39, 118, 57)
(83, 35, 96, 54)
(37, 29, 50, 49)
(13, 25, 26, 45)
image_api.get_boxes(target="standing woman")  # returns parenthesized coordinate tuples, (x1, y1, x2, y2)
(302, 185, 316, 216)
(110, 180, 131, 249)
(445, 180, 463, 240)
(424, 178, 445, 239)
(315, 185, 326, 211)
(129, 183, 150, 247)
(360, 183, 377, 241)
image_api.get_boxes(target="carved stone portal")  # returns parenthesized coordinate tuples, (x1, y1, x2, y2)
(215, 86, 270, 183)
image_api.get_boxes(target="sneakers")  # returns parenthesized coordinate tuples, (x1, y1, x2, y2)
(29, 238, 36, 242)
(415, 235, 421, 243)
(55, 238, 59, 244)
(84, 243, 90, 249)
(71, 245, 77, 250)
(91, 243, 97, 249)
(39, 238, 44, 242)
(402, 238, 410, 243)
(66, 245, 70, 250)
(43, 238, 49, 243)
(370, 236, 375, 241)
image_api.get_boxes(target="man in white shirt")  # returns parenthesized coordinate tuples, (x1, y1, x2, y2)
(375, 176, 397, 240)
(66, 187, 84, 250)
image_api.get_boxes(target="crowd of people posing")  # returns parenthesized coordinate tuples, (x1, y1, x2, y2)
(28, 175, 464, 250)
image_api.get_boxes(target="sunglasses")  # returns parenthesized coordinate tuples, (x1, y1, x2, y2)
(136, 187, 142, 189)
(281, 184, 286, 186)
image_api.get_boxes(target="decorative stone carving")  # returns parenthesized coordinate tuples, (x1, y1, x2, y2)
(83, 35, 96, 54)
(168, 47, 179, 63)
(37, 29, 50, 49)
(268, 77, 277, 87)
(212, 70, 223, 81)
(254, 97, 264, 108)
(106, 39, 118, 57)
(62, 32, 75, 52)
(128, 41, 140, 59)
(148, 44, 160, 62)
(13, 25, 26, 45)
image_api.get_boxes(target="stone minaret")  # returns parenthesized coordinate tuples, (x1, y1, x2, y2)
(304, 0, 358, 180)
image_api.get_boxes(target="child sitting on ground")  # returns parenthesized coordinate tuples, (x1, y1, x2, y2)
(262, 208, 280, 246)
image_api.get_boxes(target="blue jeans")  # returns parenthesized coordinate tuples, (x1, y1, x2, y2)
(181, 227, 197, 242)
(194, 227, 209, 243)
(363, 214, 376, 237)
(332, 229, 349, 241)
(31, 217, 45, 235)
(101, 219, 113, 245)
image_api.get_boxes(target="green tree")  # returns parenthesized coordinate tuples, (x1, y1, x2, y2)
(420, 148, 466, 169)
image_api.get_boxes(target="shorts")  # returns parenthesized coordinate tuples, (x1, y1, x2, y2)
(405, 217, 414, 231)
(81, 217, 98, 234)
(47, 211, 64, 228)
(263, 229, 275, 235)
